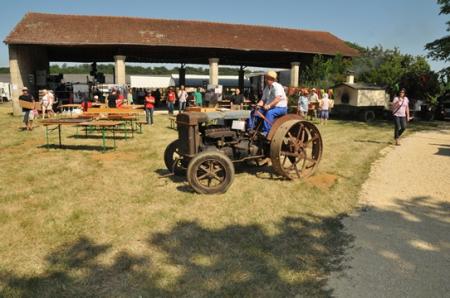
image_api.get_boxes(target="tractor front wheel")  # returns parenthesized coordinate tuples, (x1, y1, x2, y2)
(187, 151, 235, 194)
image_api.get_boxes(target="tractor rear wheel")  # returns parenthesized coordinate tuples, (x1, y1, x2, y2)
(187, 151, 235, 194)
(270, 120, 323, 179)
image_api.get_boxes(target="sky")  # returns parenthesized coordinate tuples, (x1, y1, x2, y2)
(0, 0, 448, 71)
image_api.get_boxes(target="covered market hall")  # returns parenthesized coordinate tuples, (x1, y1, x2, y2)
(4, 12, 358, 115)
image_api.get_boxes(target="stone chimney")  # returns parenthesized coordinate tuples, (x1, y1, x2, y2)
(346, 74, 355, 84)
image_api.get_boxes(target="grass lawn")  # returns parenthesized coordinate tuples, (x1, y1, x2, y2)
(0, 103, 427, 296)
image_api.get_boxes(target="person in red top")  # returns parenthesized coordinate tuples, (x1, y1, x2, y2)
(81, 98, 93, 111)
(167, 87, 176, 115)
(145, 91, 155, 125)
(116, 90, 125, 108)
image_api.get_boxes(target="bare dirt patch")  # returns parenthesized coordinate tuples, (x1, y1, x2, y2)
(306, 173, 338, 190)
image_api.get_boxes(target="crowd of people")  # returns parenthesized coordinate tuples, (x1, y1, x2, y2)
(296, 87, 334, 125)
(18, 73, 410, 148)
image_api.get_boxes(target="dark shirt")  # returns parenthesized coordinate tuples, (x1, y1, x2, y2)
(107, 94, 117, 108)
(204, 92, 218, 107)
(19, 94, 34, 111)
(232, 94, 245, 105)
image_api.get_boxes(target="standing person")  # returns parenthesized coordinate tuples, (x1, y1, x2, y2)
(107, 90, 117, 108)
(309, 88, 319, 120)
(81, 94, 92, 111)
(298, 89, 309, 117)
(116, 90, 124, 108)
(144, 91, 155, 125)
(320, 93, 330, 125)
(47, 90, 55, 117)
(177, 85, 188, 112)
(231, 88, 245, 110)
(392, 88, 410, 146)
(41, 89, 50, 119)
(251, 71, 288, 135)
(194, 88, 203, 107)
(19, 87, 35, 131)
(204, 88, 217, 108)
(154, 89, 161, 107)
(167, 87, 176, 114)
(127, 88, 134, 105)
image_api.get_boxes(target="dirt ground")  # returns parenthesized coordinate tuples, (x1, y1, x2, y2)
(327, 128, 450, 297)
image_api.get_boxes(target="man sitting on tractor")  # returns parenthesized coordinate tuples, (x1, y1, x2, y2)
(250, 70, 288, 136)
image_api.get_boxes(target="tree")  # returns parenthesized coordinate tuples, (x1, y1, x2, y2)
(300, 54, 351, 88)
(425, 0, 450, 73)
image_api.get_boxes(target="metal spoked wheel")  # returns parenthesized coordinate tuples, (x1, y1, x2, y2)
(187, 151, 235, 194)
(270, 120, 323, 179)
(164, 140, 186, 175)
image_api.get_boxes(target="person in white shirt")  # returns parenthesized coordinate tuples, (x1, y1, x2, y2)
(320, 93, 330, 125)
(41, 89, 54, 119)
(308, 88, 319, 120)
(177, 85, 188, 112)
(252, 70, 288, 135)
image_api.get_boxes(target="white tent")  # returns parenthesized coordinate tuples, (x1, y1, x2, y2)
(130, 75, 175, 88)
(171, 74, 250, 88)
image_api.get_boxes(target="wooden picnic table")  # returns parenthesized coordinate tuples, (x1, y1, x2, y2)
(78, 121, 121, 151)
(104, 114, 138, 138)
(91, 103, 106, 108)
(41, 118, 90, 148)
(121, 104, 145, 109)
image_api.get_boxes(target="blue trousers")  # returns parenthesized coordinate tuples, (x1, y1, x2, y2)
(179, 101, 186, 112)
(145, 108, 154, 124)
(393, 116, 406, 139)
(167, 102, 174, 114)
(249, 107, 287, 134)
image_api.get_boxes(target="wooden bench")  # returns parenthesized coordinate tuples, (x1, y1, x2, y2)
(136, 120, 147, 133)
(87, 107, 141, 115)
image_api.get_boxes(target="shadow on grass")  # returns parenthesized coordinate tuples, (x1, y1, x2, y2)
(67, 134, 129, 140)
(0, 215, 352, 297)
(153, 169, 194, 193)
(38, 144, 115, 152)
(2, 196, 449, 296)
(154, 163, 285, 194)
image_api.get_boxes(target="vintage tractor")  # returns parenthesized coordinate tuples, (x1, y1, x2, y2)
(164, 109, 323, 194)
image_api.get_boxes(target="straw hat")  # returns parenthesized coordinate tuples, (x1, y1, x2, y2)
(265, 70, 277, 80)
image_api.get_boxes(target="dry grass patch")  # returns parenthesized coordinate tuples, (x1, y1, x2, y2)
(1, 104, 441, 296)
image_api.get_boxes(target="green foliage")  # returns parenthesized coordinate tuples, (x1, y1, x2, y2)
(300, 54, 352, 88)
(353, 46, 441, 100)
(299, 43, 441, 102)
(425, 0, 450, 74)
(0, 67, 9, 74)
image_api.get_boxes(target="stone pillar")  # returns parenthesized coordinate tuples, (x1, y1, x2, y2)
(290, 62, 300, 87)
(9, 45, 48, 116)
(114, 55, 126, 85)
(209, 58, 219, 86)
(238, 66, 245, 91)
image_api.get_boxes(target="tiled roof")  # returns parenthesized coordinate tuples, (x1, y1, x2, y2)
(5, 12, 359, 57)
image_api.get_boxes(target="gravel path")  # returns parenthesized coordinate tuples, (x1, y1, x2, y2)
(327, 128, 450, 298)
